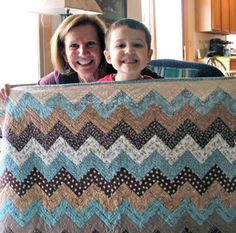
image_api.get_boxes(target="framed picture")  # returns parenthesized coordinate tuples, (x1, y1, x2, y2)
(97, 0, 127, 23)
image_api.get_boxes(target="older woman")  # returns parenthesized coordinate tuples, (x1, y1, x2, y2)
(39, 14, 108, 84)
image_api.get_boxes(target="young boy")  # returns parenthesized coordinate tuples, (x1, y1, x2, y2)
(97, 18, 153, 82)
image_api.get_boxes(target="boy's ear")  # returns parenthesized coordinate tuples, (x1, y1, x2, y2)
(148, 49, 153, 60)
(104, 50, 112, 64)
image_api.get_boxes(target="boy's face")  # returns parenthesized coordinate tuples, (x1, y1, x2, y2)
(104, 26, 153, 79)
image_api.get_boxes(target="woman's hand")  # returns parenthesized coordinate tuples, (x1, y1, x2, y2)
(0, 84, 11, 100)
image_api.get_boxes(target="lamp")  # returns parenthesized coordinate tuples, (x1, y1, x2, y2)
(26, 0, 103, 19)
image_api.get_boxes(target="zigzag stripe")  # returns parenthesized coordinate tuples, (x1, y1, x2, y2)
(1, 182, 235, 213)
(2, 134, 235, 167)
(0, 166, 235, 197)
(0, 198, 235, 229)
(1, 212, 234, 233)
(8, 77, 236, 102)
(5, 103, 236, 135)
(1, 151, 235, 181)
(5, 119, 235, 151)
(5, 89, 236, 121)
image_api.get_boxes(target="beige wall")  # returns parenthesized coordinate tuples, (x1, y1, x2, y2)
(127, 0, 142, 21)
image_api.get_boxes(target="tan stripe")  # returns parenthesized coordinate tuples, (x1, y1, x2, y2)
(1, 181, 234, 213)
(8, 78, 236, 104)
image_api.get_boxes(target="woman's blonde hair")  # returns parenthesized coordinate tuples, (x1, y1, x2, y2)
(50, 14, 107, 74)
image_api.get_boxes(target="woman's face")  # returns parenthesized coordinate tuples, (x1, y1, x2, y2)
(64, 24, 102, 82)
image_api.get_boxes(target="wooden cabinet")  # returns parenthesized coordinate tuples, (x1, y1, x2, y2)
(195, 0, 231, 34)
(230, 59, 236, 69)
(221, 0, 230, 33)
(229, 0, 236, 33)
(212, 0, 222, 32)
(196, 0, 219, 33)
(229, 58, 236, 75)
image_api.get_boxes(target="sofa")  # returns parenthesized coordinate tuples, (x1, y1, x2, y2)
(149, 59, 225, 78)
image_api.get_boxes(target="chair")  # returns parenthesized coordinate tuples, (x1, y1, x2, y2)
(149, 59, 225, 78)
(206, 56, 236, 76)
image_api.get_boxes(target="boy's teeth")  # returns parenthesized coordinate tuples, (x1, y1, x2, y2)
(122, 56, 138, 63)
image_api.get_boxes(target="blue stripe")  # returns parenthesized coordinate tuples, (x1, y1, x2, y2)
(5, 89, 236, 121)
(0, 198, 235, 229)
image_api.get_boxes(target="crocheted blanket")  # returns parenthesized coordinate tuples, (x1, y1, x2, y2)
(0, 78, 235, 233)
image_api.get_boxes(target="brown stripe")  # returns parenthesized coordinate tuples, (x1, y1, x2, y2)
(5, 103, 235, 136)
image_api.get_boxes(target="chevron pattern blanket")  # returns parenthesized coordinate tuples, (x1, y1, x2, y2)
(0, 78, 235, 233)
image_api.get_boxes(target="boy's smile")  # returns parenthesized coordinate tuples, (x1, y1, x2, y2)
(104, 26, 153, 80)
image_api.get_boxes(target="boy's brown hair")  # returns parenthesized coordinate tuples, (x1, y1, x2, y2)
(105, 18, 151, 51)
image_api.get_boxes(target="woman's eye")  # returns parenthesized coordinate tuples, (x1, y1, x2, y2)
(70, 44, 79, 49)
(86, 41, 96, 48)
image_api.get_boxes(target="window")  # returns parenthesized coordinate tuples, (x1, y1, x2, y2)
(141, 0, 183, 60)
(0, 2, 40, 85)
(227, 35, 236, 49)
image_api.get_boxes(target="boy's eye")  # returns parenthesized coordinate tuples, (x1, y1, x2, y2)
(133, 42, 144, 48)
